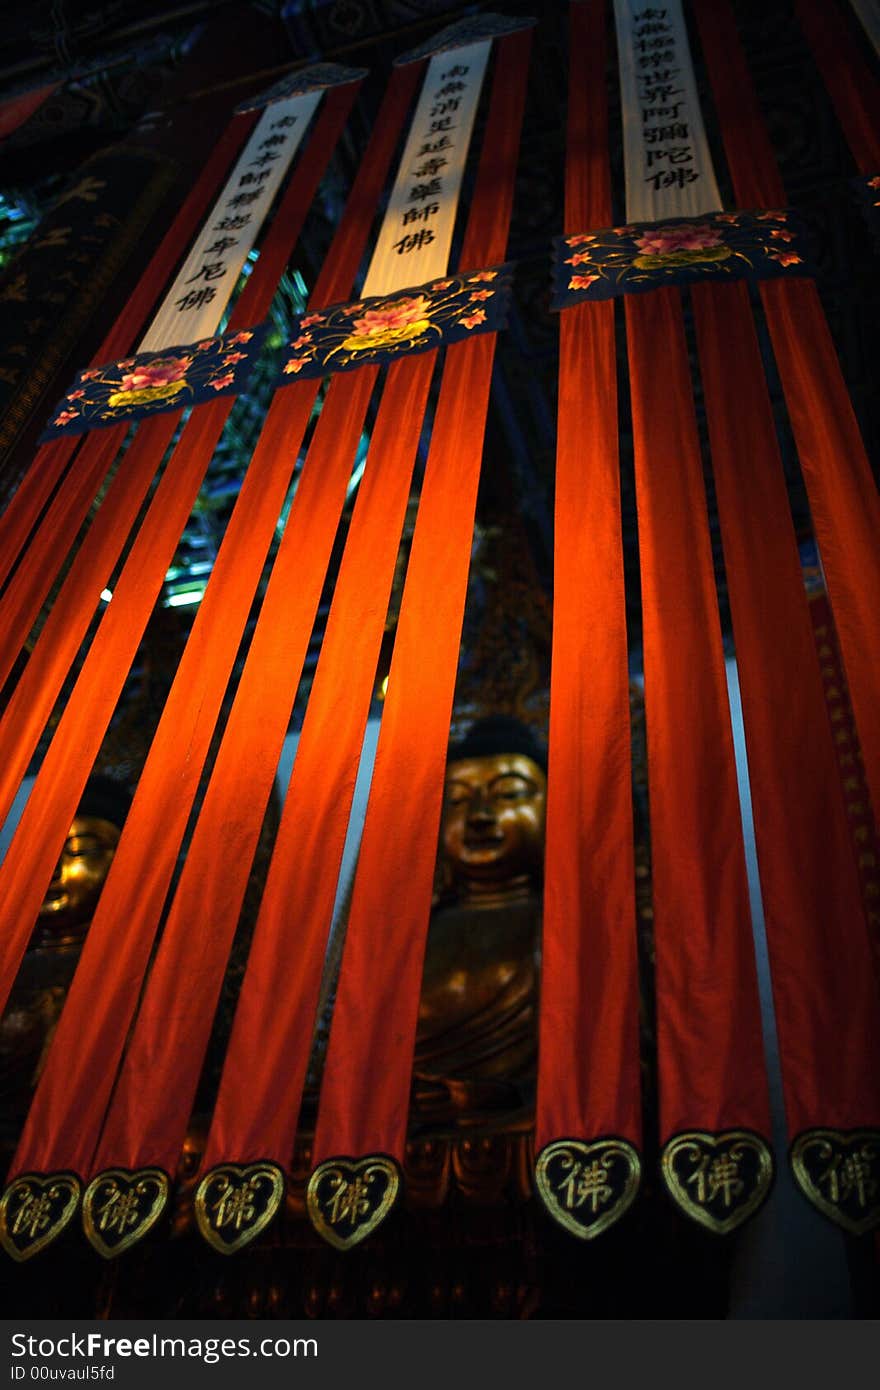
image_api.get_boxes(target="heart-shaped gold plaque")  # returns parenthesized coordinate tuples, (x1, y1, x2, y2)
(0, 1172, 80, 1261)
(82, 1168, 169, 1258)
(534, 1138, 641, 1239)
(791, 1129, 880, 1235)
(662, 1130, 774, 1234)
(306, 1156, 400, 1250)
(194, 1163, 285, 1254)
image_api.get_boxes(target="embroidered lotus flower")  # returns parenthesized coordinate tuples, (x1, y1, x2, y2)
(634, 224, 722, 255)
(569, 274, 599, 291)
(351, 296, 431, 337)
(118, 356, 191, 393)
(458, 308, 487, 329)
(209, 372, 235, 391)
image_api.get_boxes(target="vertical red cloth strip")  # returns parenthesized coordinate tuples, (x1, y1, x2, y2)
(536, 1, 641, 1152)
(692, 279, 880, 1135)
(625, 287, 769, 1140)
(0, 117, 255, 592)
(90, 367, 379, 1176)
(0, 423, 129, 690)
(0, 82, 359, 1040)
(9, 68, 414, 1181)
(794, 0, 880, 172)
(312, 30, 532, 1167)
(201, 350, 435, 1173)
(693, 0, 880, 827)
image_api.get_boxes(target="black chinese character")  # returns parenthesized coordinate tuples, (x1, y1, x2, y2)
(428, 117, 455, 134)
(214, 215, 252, 231)
(186, 261, 227, 283)
(430, 99, 460, 117)
(435, 81, 466, 97)
(408, 178, 443, 202)
(413, 157, 448, 178)
(175, 286, 218, 311)
(402, 203, 439, 225)
(644, 168, 699, 189)
(416, 136, 453, 156)
(392, 229, 435, 254)
(270, 116, 298, 129)
(258, 134, 288, 149)
(645, 145, 693, 167)
(642, 103, 684, 121)
(204, 236, 238, 255)
(239, 169, 272, 187)
(441, 65, 469, 79)
(227, 191, 262, 208)
(249, 152, 280, 168)
(639, 84, 683, 103)
(644, 122, 690, 143)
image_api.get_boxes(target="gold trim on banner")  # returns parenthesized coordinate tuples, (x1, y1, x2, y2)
(791, 1128, 880, 1235)
(82, 1168, 169, 1258)
(661, 1130, 774, 1234)
(534, 1138, 641, 1239)
(194, 1163, 285, 1255)
(0, 1172, 80, 1261)
(307, 1156, 401, 1250)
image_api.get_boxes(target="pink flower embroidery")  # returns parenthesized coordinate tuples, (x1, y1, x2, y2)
(342, 304, 364, 317)
(197, 340, 215, 351)
(291, 335, 312, 349)
(569, 274, 599, 291)
(300, 314, 324, 328)
(469, 270, 497, 282)
(634, 223, 722, 255)
(67, 389, 86, 400)
(756, 211, 786, 220)
(468, 289, 493, 301)
(54, 409, 80, 426)
(228, 331, 254, 344)
(117, 359, 135, 369)
(566, 233, 596, 246)
(351, 295, 430, 336)
(868, 176, 880, 188)
(222, 351, 247, 365)
(432, 279, 453, 290)
(283, 357, 310, 374)
(118, 356, 191, 393)
(457, 309, 487, 329)
(715, 213, 740, 223)
(565, 250, 594, 266)
(772, 251, 802, 266)
(80, 369, 101, 380)
(769, 228, 794, 241)
(209, 372, 235, 391)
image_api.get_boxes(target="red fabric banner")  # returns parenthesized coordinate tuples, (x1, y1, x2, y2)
(89, 367, 379, 1177)
(625, 286, 769, 1141)
(693, 0, 880, 831)
(200, 351, 435, 1174)
(8, 67, 412, 1183)
(0, 117, 255, 595)
(311, 29, 532, 1170)
(0, 80, 359, 1055)
(535, 0, 641, 1158)
(794, 0, 880, 173)
(692, 278, 880, 1137)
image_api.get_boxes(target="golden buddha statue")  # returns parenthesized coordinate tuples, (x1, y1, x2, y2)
(413, 716, 546, 1124)
(0, 776, 130, 1125)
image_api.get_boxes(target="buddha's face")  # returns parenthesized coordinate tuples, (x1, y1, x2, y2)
(38, 816, 121, 932)
(441, 753, 546, 890)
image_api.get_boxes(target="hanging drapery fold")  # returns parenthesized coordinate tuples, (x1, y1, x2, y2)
(794, 0, 880, 172)
(534, 0, 642, 1243)
(305, 25, 532, 1253)
(691, 280, 880, 1237)
(693, 0, 880, 838)
(0, 74, 367, 1262)
(625, 287, 773, 1234)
